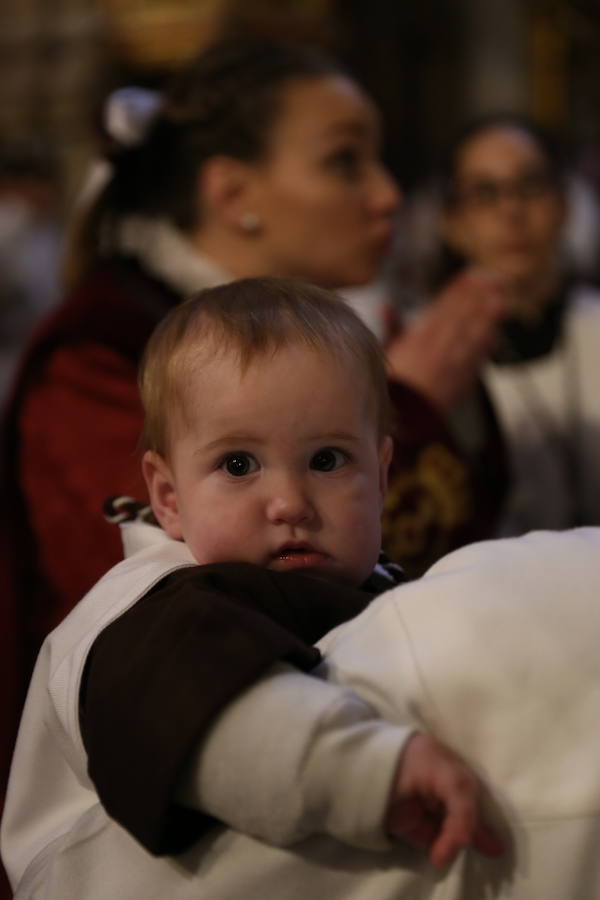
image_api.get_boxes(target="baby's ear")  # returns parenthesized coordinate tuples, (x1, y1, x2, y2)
(141, 451, 183, 540)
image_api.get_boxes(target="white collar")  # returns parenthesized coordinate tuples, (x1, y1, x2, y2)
(115, 216, 231, 297)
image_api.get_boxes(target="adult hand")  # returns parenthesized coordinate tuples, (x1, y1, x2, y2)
(385, 732, 504, 868)
(385, 269, 510, 410)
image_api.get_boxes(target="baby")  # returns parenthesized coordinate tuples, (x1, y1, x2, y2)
(2, 277, 500, 899)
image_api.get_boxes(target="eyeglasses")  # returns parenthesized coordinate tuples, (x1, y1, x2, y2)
(451, 170, 560, 210)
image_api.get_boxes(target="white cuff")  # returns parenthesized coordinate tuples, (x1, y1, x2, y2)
(176, 662, 413, 850)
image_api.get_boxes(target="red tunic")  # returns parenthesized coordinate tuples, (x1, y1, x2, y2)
(0, 259, 178, 828)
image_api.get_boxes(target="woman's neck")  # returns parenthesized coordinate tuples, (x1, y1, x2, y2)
(189, 225, 279, 280)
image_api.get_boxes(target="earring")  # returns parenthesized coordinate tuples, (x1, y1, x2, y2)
(239, 212, 261, 233)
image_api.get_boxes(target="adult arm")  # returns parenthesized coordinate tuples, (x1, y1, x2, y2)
(381, 272, 511, 577)
(382, 379, 496, 578)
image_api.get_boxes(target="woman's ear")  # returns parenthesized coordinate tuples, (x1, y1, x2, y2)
(198, 155, 262, 232)
(378, 435, 393, 506)
(142, 450, 183, 540)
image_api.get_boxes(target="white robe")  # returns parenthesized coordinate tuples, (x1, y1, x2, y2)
(4, 526, 600, 899)
(484, 284, 600, 532)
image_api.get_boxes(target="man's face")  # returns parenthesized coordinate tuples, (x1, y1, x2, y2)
(444, 125, 566, 287)
(144, 342, 392, 587)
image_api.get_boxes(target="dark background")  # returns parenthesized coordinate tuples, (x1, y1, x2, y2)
(1, 0, 600, 204)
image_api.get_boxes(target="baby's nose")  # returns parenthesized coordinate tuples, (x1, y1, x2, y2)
(265, 477, 315, 525)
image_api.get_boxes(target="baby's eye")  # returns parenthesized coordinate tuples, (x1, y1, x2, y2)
(310, 447, 348, 472)
(220, 453, 258, 477)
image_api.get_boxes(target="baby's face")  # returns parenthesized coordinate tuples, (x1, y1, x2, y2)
(144, 343, 391, 587)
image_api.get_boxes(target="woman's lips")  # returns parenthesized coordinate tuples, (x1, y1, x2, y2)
(497, 239, 533, 255)
(372, 227, 394, 256)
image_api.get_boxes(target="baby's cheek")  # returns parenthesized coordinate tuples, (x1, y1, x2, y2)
(346, 475, 382, 517)
(185, 539, 214, 566)
(341, 490, 382, 547)
(183, 520, 226, 565)
(193, 508, 254, 565)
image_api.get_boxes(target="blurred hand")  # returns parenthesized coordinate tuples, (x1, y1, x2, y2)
(385, 269, 510, 409)
(385, 732, 504, 868)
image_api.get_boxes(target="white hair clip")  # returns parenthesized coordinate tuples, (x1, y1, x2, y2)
(104, 87, 163, 148)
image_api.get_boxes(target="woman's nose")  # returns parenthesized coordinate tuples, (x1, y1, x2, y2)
(265, 476, 315, 526)
(371, 164, 402, 215)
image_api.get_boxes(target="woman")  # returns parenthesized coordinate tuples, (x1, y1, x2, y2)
(4, 39, 393, 629)
(436, 114, 600, 535)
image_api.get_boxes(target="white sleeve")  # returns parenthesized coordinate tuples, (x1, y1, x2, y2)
(174, 662, 414, 851)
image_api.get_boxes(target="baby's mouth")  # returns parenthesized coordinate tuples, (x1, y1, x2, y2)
(270, 544, 329, 570)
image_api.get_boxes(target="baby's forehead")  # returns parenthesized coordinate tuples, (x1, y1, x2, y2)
(179, 334, 354, 381)
(175, 338, 370, 422)
(166, 330, 384, 449)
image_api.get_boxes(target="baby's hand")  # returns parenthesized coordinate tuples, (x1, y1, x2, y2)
(385, 732, 503, 868)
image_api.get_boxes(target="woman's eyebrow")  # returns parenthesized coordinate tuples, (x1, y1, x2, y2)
(321, 119, 375, 140)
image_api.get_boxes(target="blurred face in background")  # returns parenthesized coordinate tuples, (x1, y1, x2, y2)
(241, 74, 401, 288)
(443, 125, 566, 289)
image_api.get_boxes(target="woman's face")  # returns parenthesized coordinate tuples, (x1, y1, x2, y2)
(245, 75, 400, 288)
(443, 125, 566, 286)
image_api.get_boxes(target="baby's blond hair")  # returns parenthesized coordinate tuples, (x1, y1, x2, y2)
(139, 276, 392, 457)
